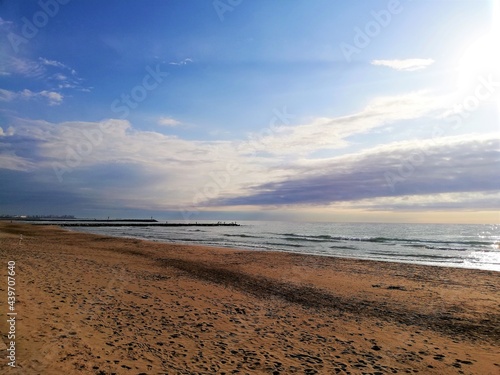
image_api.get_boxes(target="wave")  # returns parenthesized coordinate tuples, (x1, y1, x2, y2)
(368, 251, 461, 260)
(283, 236, 333, 243)
(279, 233, 493, 248)
(330, 245, 357, 250)
(223, 234, 261, 239)
(261, 241, 305, 248)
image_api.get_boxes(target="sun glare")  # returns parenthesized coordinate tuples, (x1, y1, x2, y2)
(494, 0, 500, 117)
(456, 2, 500, 100)
(456, 33, 500, 91)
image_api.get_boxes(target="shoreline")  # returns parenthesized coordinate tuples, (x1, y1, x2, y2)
(66, 224, 500, 273)
(0, 222, 499, 374)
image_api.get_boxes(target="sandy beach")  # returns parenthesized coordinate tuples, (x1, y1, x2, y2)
(0, 222, 499, 375)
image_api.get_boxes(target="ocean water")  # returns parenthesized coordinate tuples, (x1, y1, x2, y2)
(72, 221, 500, 272)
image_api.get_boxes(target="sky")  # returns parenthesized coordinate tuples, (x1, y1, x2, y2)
(0, 0, 499, 223)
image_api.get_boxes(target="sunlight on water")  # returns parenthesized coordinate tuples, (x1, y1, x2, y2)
(466, 249, 500, 272)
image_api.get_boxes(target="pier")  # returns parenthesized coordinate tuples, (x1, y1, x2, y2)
(34, 222, 240, 227)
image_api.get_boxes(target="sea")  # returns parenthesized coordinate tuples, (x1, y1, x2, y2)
(68, 221, 500, 272)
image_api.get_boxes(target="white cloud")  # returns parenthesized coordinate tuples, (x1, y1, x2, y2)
(1, 98, 497, 214)
(2, 126, 14, 136)
(0, 89, 16, 102)
(371, 58, 435, 71)
(0, 88, 63, 106)
(39, 90, 64, 106)
(211, 134, 500, 209)
(1, 118, 248, 207)
(0, 84, 492, 213)
(158, 117, 182, 127)
(52, 73, 68, 81)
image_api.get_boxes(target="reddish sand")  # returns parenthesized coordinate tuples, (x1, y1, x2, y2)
(0, 222, 498, 374)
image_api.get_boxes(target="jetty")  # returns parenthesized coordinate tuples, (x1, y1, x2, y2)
(33, 222, 240, 227)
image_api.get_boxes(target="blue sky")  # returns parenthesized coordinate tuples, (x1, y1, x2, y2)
(0, 0, 499, 223)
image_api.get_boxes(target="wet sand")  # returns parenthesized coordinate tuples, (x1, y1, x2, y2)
(0, 222, 499, 374)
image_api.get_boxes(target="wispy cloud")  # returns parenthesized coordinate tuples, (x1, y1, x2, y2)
(0, 17, 13, 29)
(354, 192, 500, 212)
(1, 56, 89, 94)
(8, 57, 46, 78)
(0, 154, 36, 172)
(169, 58, 193, 66)
(157, 117, 182, 127)
(38, 57, 70, 69)
(240, 91, 442, 157)
(371, 58, 435, 72)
